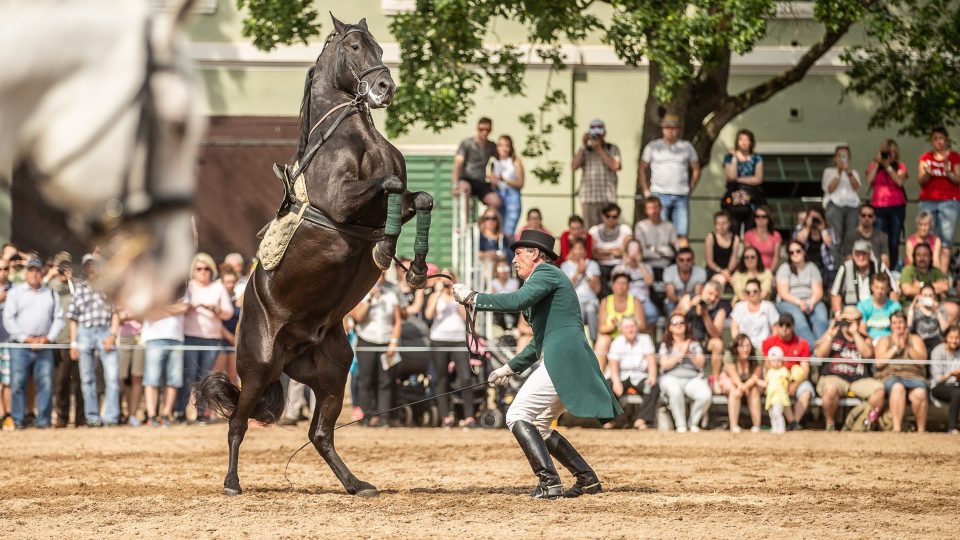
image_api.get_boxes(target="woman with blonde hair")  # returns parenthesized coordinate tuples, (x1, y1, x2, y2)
(173, 252, 234, 424)
(904, 210, 943, 271)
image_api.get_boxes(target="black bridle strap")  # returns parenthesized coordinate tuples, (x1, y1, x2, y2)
(287, 100, 358, 183)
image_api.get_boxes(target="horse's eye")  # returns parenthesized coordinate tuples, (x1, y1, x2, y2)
(351, 44, 360, 51)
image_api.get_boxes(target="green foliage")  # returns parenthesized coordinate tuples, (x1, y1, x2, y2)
(842, 0, 960, 135)
(236, 0, 320, 51)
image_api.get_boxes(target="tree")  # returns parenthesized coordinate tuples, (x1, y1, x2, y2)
(237, 0, 960, 218)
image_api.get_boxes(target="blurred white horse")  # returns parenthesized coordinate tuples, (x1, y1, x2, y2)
(0, 0, 205, 313)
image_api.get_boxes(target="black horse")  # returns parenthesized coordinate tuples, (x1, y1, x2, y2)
(196, 15, 432, 497)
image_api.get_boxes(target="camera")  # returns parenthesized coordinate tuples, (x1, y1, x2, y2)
(880, 151, 890, 160)
(919, 296, 934, 307)
(811, 216, 822, 225)
(836, 319, 849, 329)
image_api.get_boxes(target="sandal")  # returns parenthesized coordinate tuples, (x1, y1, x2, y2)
(442, 415, 456, 428)
(633, 419, 648, 430)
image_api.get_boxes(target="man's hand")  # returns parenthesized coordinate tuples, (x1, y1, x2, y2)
(452, 284, 476, 305)
(488, 364, 515, 386)
(103, 334, 117, 352)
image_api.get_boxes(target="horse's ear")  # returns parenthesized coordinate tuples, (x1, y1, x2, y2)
(357, 18, 368, 31)
(330, 12, 346, 35)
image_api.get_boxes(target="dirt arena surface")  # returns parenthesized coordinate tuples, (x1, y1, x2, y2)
(2, 424, 958, 539)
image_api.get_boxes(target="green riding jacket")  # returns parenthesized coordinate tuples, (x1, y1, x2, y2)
(474, 263, 622, 420)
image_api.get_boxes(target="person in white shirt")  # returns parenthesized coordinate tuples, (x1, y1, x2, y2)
(822, 145, 861, 261)
(141, 300, 189, 427)
(637, 113, 701, 247)
(606, 317, 658, 430)
(729, 278, 781, 348)
(560, 238, 601, 341)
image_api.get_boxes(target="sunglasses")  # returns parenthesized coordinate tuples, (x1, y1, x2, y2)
(481, 216, 497, 221)
(677, 257, 693, 263)
(754, 214, 769, 219)
(746, 289, 760, 294)
(670, 319, 686, 326)
(780, 323, 793, 328)
(604, 214, 620, 219)
(477, 127, 491, 132)
(195, 266, 212, 272)
(860, 213, 875, 218)
(743, 254, 757, 260)
(789, 249, 804, 255)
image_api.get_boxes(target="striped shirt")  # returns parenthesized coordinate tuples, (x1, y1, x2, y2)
(66, 281, 115, 329)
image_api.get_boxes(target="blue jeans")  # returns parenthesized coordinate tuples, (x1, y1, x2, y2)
(775, 301, 828, 350)
(884, 377, 928, 394)
(874, 204, 906, 269)
(918, 200, 960, 248)
(175, 336, 220, 416)
(10, 347, 54, 427)
(143, 339, 184, 388)
(498, 186, 522, 238)
(78, 326, 120, 424)
(652, 192, 690, 237)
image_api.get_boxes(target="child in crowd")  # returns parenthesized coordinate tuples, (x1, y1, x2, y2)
(763, 346, 790, 434)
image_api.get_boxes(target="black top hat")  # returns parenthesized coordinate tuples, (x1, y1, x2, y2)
(510, 230, 558, 261)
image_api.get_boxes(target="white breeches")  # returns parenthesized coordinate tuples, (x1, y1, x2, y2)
(505, 364, 566, 439)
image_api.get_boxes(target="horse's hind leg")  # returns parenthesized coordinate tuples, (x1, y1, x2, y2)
(292, 329, 378, 496)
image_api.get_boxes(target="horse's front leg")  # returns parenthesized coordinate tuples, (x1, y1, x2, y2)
(372, 176, 404, 271)
(402, 191, 433, 288)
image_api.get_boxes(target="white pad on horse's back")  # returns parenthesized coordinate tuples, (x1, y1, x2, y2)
(257, 173, 310, 271)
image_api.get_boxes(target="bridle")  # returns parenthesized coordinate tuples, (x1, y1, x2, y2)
(336, 27, 390, 106)
(34, 18, 194, 238)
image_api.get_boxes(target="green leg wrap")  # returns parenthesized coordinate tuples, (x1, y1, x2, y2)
(385, 193, 402, 237)
(414, 209, 431, 256)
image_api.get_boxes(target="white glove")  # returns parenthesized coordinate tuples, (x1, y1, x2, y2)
(452, 283, 476, 305)
(488, 364, 515, 386)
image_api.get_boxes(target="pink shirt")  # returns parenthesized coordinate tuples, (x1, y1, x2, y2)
(183, 280, 234, 339)
(743, 228, 782, 270)
(867, 161, 908, 207)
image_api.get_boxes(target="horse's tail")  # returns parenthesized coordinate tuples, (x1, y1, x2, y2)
(195, 373, 285, 426)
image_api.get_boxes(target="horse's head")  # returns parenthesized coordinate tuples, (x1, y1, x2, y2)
(86, 1, 205, 315)
(329, 14, 396, 108)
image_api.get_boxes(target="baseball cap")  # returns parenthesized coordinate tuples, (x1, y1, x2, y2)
(852, 239, 873, 253)
(588, 119, 605, 136)
(777, 313, 795, 326)
(840, 306, 862, 321)
(766, 346, 784, 360)
(52, 251, 72, 266)
(25, 258, 43, 270)
(660, 113, 681, 127)
(81, 253, 99, 266)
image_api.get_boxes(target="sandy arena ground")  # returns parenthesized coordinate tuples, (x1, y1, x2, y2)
(2, 423, 958, 539)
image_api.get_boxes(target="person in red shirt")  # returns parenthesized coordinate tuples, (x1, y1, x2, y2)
(761, 313, 815, 430)
(917, 127, 960, 264)
(558, 214, 592, 264)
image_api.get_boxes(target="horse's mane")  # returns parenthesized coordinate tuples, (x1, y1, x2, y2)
(295, 31, 341, 162)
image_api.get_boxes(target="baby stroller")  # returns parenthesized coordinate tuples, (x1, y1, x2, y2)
(391, 317, 441, 427)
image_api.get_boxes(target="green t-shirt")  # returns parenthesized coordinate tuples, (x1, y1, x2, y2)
(899, 265, 946, 299)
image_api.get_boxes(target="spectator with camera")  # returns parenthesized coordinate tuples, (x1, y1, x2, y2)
(606, 316, 659, 430)
(875, 311, 928, 433)
(720, 334, 763, 432)
(722, 129, 765, 235)
(793, 206, 836, 285)
(633, 196, 678, 281)
(814, 306, 882, 431)
(638, 114, 701, 247)
(841, 204, 890, 268)
(676, 279, 729, 394)
(904, 211, 944, 272)
(572, 119, 622, 228)
(558, 215, 592, 264)
(560, 238, 601, 342)
(829, 240, 897, 314)
(918, 127, 960, 267)
(906, 284, 949, 355)
(762, 313, 815, 430)
(822, 145, 862, 262)
(866, 140, 909, 268)
(43, 253, 85, 428)
(425, 272, 474, 428)
(662, 247, 706, 315)
(929, 325, 960, 434)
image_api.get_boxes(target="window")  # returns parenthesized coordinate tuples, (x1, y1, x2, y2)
(761, 153, 834, 232)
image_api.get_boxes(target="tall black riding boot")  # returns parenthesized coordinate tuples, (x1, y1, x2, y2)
(511, 421, 563, 499)
(545, 430, 602, 498)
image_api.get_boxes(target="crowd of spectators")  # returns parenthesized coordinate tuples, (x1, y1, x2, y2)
(456, 117, 960, 434)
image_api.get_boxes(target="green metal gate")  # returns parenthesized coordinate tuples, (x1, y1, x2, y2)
(396, 155, 455, 269)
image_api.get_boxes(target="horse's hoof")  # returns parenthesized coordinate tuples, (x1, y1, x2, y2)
(356, 488, 380, 497)
(406, 272, 427, 289)
(372, 246, 392, 271)
(223, 487, 242, 496)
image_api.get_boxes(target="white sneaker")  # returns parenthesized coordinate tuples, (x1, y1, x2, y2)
(689, 426, 701, 433)
(676, 426, 688, 433)
(730, 426, 742, 433)
(750, 426, 761, 433)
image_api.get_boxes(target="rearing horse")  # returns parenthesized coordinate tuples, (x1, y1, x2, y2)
(197, 15, 432, 497)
